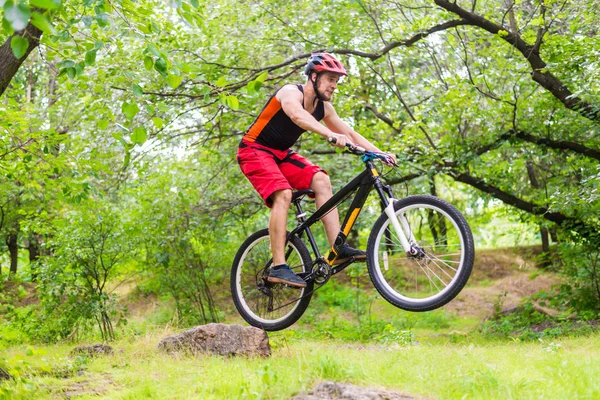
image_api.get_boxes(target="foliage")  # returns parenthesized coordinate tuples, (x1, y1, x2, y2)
(539, 225, 600, 317)
(1, 0, 600, 341)
(480, 300, 598, 341)
(29, 202, 134, 342)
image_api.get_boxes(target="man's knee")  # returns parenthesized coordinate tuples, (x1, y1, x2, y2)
(311, 172, 332, 191)
(271, 189, 292, 205)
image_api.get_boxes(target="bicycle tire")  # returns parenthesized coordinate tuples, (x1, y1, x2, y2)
(367, 195, 474, 311)
(230, 229, 314, 331)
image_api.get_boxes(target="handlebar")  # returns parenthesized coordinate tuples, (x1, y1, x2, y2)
(327, 136, 397, 166)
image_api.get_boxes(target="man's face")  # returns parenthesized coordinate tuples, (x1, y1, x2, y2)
(314, 72, 342, 101)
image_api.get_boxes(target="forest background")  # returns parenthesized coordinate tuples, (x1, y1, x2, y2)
(0, 0, 599, 397)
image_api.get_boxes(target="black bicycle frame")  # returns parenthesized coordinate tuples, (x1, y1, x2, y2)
(287, 159, 391, 266)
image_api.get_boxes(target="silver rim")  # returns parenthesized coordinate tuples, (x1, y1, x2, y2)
(235, 235, 307, 324)
(372, 203, 466, 304)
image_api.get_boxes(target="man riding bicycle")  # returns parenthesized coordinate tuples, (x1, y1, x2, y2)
(237, 53, 396, 288)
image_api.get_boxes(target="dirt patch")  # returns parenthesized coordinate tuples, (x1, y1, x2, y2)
(60, 375, 113, 399)
(444, 247, 561, 319)
(111, 279, 160, 318)
(0, 281, 39, 310)
(469, 246, 543, 282)
(291, 381, 428, 400)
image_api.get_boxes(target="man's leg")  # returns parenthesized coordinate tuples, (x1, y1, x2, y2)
(269, 189, 292, 266)
(310, 171, 366, 263)
(267, 189, 307, 287)
(310, 171, 339, 246)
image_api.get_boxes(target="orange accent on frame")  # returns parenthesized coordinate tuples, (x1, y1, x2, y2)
(342, 208, 361, 236)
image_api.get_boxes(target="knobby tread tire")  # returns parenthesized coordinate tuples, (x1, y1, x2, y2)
(230, 229, 314, 331)
(366, 195, 474, 311)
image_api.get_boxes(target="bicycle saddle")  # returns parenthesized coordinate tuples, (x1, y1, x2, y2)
(292, 189, 314, 202)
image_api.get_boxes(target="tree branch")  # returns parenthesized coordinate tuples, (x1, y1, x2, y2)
(502, 129, 600, 161)
(0, 22, 43, 97)
(433, 0, 600, 124)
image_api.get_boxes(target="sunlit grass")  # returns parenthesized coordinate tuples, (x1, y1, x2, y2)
(2, 330, 600, 399)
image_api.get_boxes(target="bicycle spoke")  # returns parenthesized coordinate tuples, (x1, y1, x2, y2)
(372, 201, 470, 303)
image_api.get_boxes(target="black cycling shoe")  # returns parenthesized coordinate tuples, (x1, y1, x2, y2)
(333, 244, 367, 265)
(267, 264, 307, 288)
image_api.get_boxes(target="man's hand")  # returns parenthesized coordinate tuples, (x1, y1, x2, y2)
(328, 133, 350, 148)
(382, 153, 397, 166)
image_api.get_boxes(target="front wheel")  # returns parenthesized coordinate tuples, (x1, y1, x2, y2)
(231, 229, 314, 331)
(367, 195, 474, 311)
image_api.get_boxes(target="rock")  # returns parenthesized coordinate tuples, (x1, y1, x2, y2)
(158, 323, 270, 357)
(291, 381, 419, 400)
(0, 367, 12, 381)
(70, 344, 114, 357)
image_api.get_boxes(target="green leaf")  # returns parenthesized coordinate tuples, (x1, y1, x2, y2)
(255, 71, 269, 83)
(151, 117, 164, 129)
(133, 84, 143, 98)
(147, 44, 161, 57)
(143, 56, 153, 71)
(30, 0, 61, 10)
(190, 0, 199, 7)
(131, 126, 147, 145)
(98, 120, 109, 130)
(167, 74, 183, 89)
(75, 61, 84, 76)
(96, 12, 110, 28)
(215, 76, 227, 87)
(226, 95, 239, 111)
(121, 101, 140, 120)
(84, 50, 96, 66)
(66, 67, 76, 79)
(123, 150, 131, 169)
(154, 57, 168, 77)
(56, 59, 74, 69)
(245, 81, 256, 94)
(10, 35, 28, 59)
(4, 1, 31, 31)
(30, 12, 55, 33)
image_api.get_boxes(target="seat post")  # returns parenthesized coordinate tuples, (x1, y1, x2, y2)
(294, 198, 307, 223)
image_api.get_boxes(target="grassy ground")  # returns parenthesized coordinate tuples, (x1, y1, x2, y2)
(1, 332, 600, 399)
(1, 246, 597, 399)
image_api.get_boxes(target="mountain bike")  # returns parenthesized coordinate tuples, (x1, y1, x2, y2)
(231, 141, 474, 331)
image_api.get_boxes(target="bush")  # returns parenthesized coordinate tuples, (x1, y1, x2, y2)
(544, 224, 600, 318)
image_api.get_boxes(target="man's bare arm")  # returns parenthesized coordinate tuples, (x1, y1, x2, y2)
(278, 86, 348, 148)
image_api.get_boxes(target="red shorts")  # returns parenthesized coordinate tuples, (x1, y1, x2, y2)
(237, 140, 326, 207)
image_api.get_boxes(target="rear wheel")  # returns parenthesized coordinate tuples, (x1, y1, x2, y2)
(367, 195, 474, 311)
(230, 229, 314, 331)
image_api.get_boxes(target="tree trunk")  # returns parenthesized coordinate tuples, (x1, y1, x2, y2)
(0, 22, 43, 97)
(28, 235, 41, 281)
(7, 232, 18, 274)
(539, 226, 551, 268)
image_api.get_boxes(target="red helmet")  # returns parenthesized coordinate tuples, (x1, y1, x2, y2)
(304, 53, 347, 76)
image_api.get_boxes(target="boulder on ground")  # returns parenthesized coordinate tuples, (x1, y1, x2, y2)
(70, 344, 114, 357)
(0, 367, 12, 381)
(158, 323, 270, 357)
(291, 381, 419, 400)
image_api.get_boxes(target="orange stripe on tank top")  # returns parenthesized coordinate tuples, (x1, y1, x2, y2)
(244, 96, 282, 142)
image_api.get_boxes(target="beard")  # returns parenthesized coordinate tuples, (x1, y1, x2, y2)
(317, 88, 333, 101)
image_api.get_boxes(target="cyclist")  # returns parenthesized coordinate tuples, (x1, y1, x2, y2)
(237, 52, 396, 288)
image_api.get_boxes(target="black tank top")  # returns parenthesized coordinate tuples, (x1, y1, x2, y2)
(242, 84, 325, 150)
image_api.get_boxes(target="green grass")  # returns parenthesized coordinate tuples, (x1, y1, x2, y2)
(2, 331, 600, 399)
